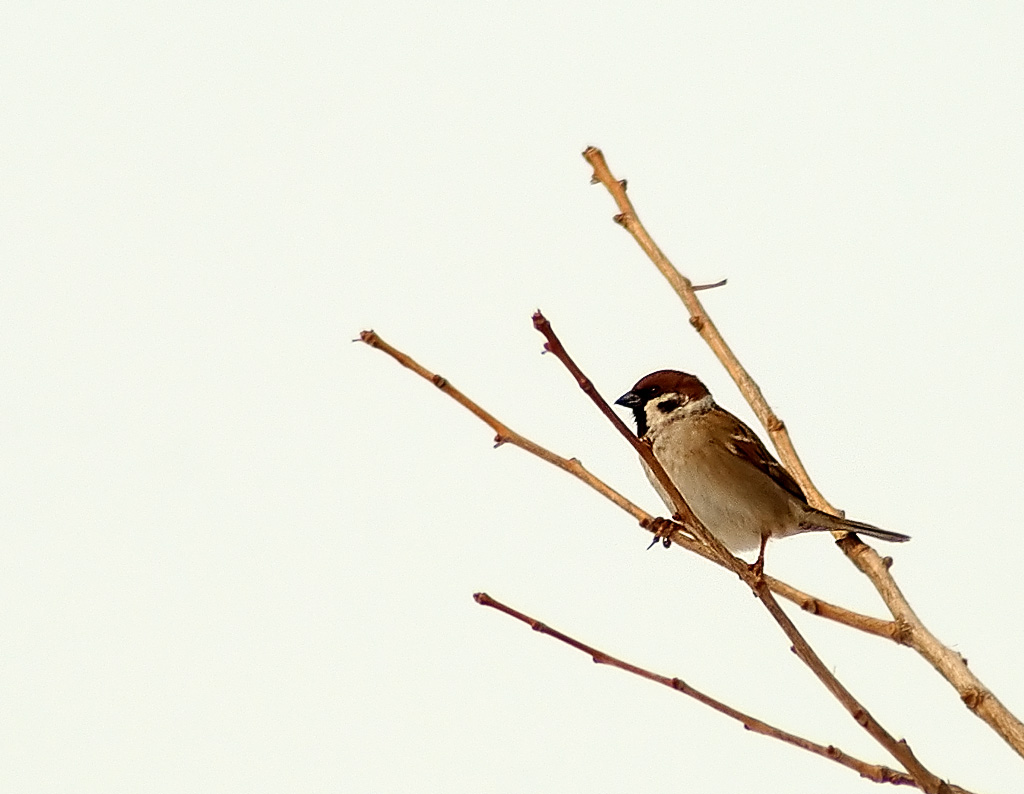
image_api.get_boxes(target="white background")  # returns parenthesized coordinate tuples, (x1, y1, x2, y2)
(4, 3, 1023, 792)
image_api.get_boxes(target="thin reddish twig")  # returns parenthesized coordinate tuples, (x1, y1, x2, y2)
(531, 312, 950, 794)
(474, 592, 975, 794)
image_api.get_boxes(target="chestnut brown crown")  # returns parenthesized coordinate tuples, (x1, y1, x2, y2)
(615, 370, 711, 437)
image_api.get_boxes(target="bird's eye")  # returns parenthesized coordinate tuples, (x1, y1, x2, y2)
(657, 398, 681, 413)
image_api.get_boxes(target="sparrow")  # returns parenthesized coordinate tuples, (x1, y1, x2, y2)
(615, 370, 910, 565)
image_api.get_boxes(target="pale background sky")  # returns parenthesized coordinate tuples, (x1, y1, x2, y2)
(3, 3, 1023, 793)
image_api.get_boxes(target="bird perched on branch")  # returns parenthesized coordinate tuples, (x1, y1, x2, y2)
(615, 370, 909, 569)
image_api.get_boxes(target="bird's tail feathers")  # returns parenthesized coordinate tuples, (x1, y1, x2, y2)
(801, 511, 910, 544)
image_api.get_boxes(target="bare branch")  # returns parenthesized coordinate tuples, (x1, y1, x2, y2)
(582, 146, 1024, 761)
(839, 535, 1024, 759)
(474, 592, 976, 794)
(582, 145, 836, 514)
(358, 330, 898, 641)
(358, 330, 643, 522)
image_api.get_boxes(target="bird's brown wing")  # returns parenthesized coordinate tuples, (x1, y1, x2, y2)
(717, 410, 809, 505)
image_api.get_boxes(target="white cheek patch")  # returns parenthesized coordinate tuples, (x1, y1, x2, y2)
(645, 393, 714, 434)
(644, 393, 685, 433)
(686, 394, 714, 415)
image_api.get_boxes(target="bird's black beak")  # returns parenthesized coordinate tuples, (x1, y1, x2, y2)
(615, 390, 641, 409)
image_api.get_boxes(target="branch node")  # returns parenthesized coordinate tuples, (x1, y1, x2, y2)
(688, 315, 705, 332)
(612, 213, 627, 226)
(890, 619, 914, 645)
(882, 556, 894, 570)
(962, 688, 988, 711)
(800, 598, 821, 615)
(431, 374, 448, 389)
(618, 178, 628, 190)
(493, 434, 507, 448)
(767, 417, 785, 433)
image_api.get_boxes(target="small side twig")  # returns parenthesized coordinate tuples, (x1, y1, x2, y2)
(692, 278, 728, 291)
(474, 593, 974, 794)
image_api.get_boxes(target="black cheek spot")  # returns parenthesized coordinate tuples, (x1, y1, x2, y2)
(657, 398, 681, 413)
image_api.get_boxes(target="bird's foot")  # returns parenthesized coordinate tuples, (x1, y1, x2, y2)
(642, 517, 679, 550)
(747, 535, 769, 584)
